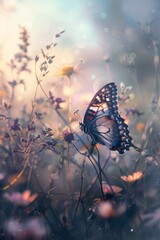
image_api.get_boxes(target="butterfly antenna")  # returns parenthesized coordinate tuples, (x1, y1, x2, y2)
(74, 110, 82, 122)
(131, 143, 141, 152)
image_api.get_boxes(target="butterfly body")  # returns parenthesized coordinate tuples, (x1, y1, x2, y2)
(80, 82, 135, 154)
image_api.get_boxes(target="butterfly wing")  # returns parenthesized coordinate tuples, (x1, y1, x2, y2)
(83, 82, 132, 154)
(83, 82, 118, 125)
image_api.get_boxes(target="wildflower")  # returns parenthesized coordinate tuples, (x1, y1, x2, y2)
(55, 29, 65, 38)
(46, 139, 57, 147)
(42, 128, 53, 137)
(59, 65, 76, 78)
(55, 97, 65, 109)
(6, 218, 46, 238)
(47, 55, 55, 64)
(27, 121, 36, 131)
(10, 118, 21, 131)
(40, 60, 48, 72)
(102, 182, 122, 195)
(35, 112, 42, 120)
(35, 55, 39, 62)
(7, 26, 31, 76)
(8, 80, 17, 88)
(91, 199, 127, 219)
(49, 91, 65, 109)
(4, 190, 38, 206)
(136, 122, 145, 133)
(118, 82, 133, 103)
(121, 171, 143, 182)
(92, 200, 115, 219)
(3, 101, 11, 110)
(63, 130, 75, 143)
(39, 137, 57, 152)
(49, 91, 55, 104)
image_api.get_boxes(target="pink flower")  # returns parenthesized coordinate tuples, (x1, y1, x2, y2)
(4, 190, 38, 206)
(91, 199, 127, 219)
(6, 218, 46, 239)
(63, 130, 74, 144)
(102, 182, 122, 195)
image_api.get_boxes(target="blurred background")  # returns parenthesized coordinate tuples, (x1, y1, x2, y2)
(0, 0, 160, 112)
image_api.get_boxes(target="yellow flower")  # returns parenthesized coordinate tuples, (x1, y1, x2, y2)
(58, 65, 76, 78)
(121, 171, 143, 182)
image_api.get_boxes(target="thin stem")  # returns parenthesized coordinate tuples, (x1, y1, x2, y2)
(68, 76, 72, 126)
(72, 160, 85, 223)
(95, 145, 105, 199)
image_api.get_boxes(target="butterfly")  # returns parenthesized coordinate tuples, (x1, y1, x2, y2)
(79, 82, 140, 154)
